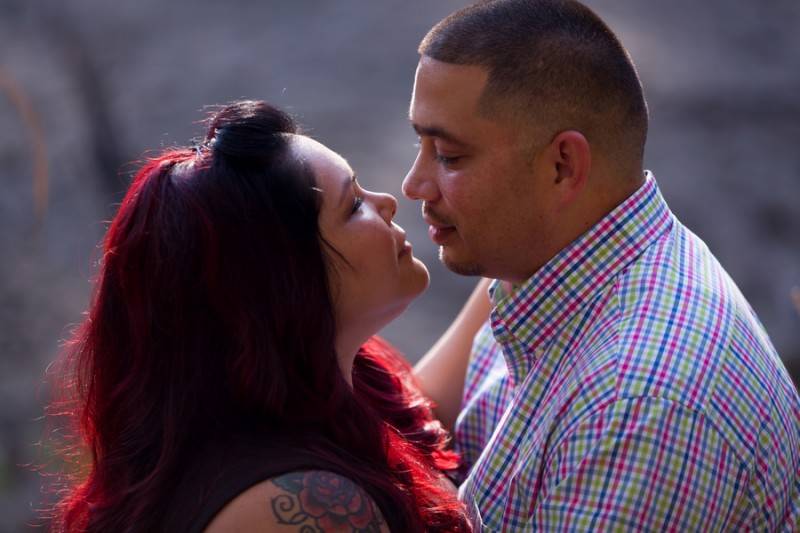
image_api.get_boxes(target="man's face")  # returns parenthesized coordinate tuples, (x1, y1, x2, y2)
(402, 56, 558, 282)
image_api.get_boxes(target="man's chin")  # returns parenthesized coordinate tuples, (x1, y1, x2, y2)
(440, 247, 484, 277)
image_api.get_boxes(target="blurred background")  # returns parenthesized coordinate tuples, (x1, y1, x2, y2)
(1, 0, 798, 529)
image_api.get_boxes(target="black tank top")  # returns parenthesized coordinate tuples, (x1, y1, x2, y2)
(162, 429, 406, 532)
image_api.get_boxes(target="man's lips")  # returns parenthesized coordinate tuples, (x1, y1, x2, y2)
(422, 207, 456, 245)
(428, 225, 456, 245)
(423, 217, 456, 245)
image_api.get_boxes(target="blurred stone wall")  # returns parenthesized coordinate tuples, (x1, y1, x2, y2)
(1, 0, 798, 529)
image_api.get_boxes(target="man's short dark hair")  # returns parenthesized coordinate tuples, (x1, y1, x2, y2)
(420, 0, 648, 168)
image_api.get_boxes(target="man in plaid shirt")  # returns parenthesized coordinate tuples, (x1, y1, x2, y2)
(404, 0, 800, 530)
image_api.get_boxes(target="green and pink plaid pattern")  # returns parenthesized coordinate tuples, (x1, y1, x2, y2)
(454, 174, 800, 531)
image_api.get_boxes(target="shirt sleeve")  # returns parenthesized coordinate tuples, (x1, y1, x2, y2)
(532, 396, 749, 531)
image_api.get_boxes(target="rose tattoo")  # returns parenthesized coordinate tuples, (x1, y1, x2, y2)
(270, 471, 385, 532)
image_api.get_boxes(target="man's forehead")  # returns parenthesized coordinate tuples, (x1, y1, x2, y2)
(415, 56, 489, 85)
(409, 59, 489, 134)
(412, 58, 486, 110)
(409, 59, 521, 146)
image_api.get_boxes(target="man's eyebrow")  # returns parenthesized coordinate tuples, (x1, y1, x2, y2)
(412, 123, 468, 146)
(339, 173, 356, 207)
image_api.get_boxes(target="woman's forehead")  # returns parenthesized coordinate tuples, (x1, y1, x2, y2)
(290, 135, 354, 206)
(290, 135, 351, 176)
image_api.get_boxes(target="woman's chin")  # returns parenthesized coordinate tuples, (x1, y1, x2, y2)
(411, 256, 431, 294)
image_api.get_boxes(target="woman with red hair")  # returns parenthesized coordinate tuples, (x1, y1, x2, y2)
(51, 100, 488, 531)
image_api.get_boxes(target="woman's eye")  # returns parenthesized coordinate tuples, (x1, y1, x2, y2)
(351, 196, 364, 214)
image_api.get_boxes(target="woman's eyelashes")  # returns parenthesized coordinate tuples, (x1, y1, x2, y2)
(351, 194, 364, 214)
(350, 179, 365, 215)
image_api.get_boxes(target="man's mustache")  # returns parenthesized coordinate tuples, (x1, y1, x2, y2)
(422, 203, 452, 227)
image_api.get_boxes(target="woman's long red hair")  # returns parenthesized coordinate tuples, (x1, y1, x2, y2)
(49, 101, 469, 531)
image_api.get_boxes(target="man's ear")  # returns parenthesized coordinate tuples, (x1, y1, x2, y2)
(549, 130, 591, 205)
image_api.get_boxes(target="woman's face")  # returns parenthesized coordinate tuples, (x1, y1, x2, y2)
(291, 136, 429, 351)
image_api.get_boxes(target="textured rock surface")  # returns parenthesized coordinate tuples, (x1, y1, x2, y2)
(1, 0, 798, 529)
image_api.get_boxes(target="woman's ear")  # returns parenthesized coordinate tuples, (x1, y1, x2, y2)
(550, 130, 591, 205)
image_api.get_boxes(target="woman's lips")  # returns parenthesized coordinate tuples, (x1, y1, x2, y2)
(398, 240, 413, 258)
(428, 225, 456, 245)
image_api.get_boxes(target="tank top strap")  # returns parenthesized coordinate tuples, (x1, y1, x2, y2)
(163, 430, 398, 532)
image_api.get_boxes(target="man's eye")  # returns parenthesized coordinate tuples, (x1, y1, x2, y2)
(435, 154, 460, 166)
(351, 196, 364, 214)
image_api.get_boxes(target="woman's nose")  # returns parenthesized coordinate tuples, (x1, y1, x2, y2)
(374, 191, 397, 223)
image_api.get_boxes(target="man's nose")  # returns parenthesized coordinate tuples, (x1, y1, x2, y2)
(402, 153, 439, 201)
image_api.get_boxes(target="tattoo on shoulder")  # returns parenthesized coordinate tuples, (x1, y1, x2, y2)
(268, 471, 387, 532)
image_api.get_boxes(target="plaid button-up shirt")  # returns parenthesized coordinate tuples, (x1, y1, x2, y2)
(454, 173, 800, 531)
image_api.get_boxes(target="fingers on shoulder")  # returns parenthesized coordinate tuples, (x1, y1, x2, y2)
(205, 470, 389, 532)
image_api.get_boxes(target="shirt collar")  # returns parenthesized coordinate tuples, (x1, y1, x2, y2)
(489, 172, 674, 385)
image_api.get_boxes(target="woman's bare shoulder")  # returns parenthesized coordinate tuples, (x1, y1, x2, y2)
(204, 470, 391, 532)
